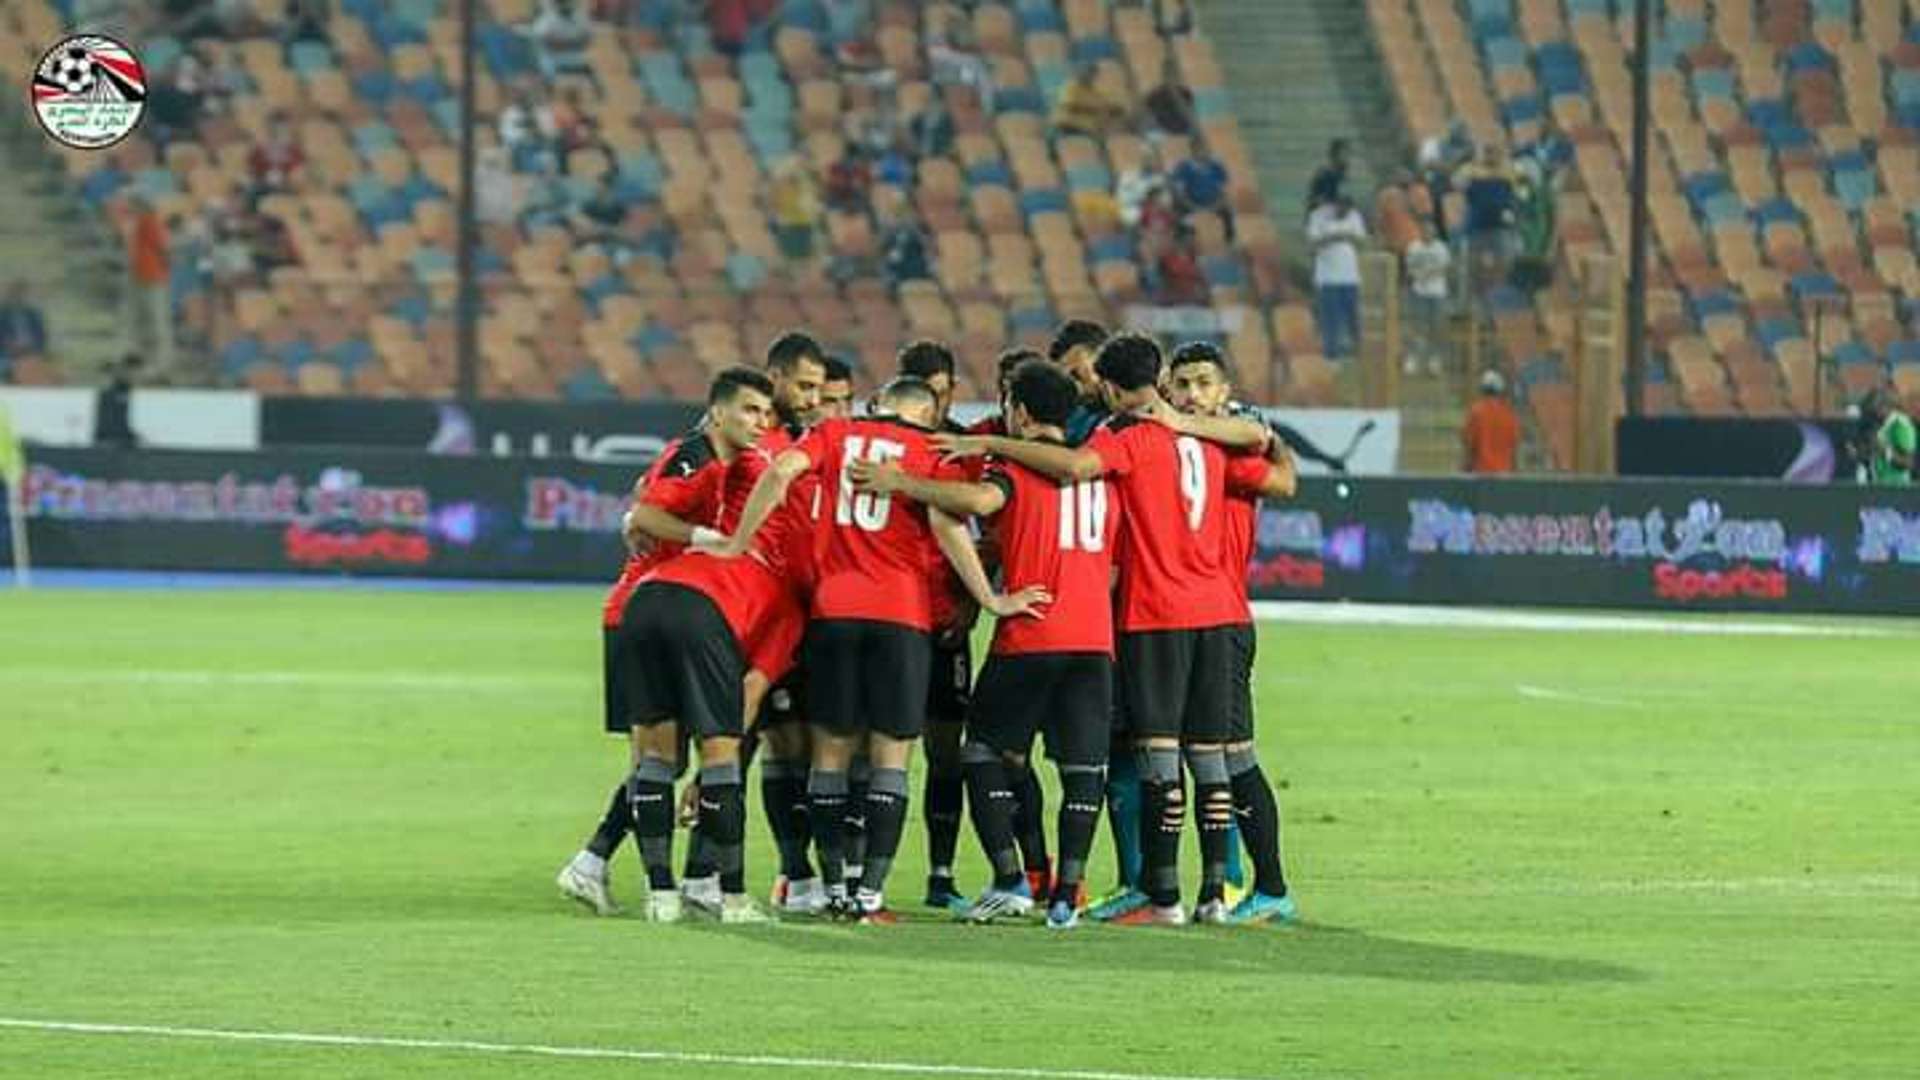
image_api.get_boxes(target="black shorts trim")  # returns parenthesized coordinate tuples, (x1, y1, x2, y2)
(1227, 622, 1256, 743)
(804, 619, 933, 739)
(1116, 627, 1241, 743)
(969, 651, 1112, 767)
(616, 582, 746, 739)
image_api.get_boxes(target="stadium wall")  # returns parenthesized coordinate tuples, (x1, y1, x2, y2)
(6, 448, 1917, 615)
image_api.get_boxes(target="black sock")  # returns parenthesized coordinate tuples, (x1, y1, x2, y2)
(1229, 750, 1289, 898)
(962, 744, 1024, 889)
(807, 768, 849, 891)
(923, 766, 965, 877)
(1053, 765, 1104, 905)
(845, 758, 870, 885)
(1138, 746, 1184, 908)
(859, 766, 910, 895)
(683, 828, 714, 881)
(629, 758, 678, 892)
(1187, 748, 1233, 904)
(761, 759, 814, 881)
(585, 779, 630, 860)
(697, 762, 746, 895)
(1013, 764, 1050, 875)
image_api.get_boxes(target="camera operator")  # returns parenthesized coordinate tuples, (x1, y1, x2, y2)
(1856, 390, 1915, 487)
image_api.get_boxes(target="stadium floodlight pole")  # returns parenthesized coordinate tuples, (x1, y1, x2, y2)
(454, 0, 480, 402)
(1623, 0, 1651, 418)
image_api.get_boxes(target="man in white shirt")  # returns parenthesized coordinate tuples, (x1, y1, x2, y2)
(1306, 195, 1367, 359)
(1403, 217, 1452, 375)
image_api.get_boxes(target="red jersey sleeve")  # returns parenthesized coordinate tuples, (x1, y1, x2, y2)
(790, 418, 838, 472)
(640, 463, 717, 518)
(1222, 451, 1271, 498)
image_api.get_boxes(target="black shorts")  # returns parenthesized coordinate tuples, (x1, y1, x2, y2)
(602, 625, 627, 733)
(755, 668, 807, 730)
(926, 640, 973, 726)
(805, 618, 933, 740)
(616, 582, 746, 740)
(1227, 623, 1257, 743)
(1116, 627, 1241, 743)
(970, 651, 1112, 768)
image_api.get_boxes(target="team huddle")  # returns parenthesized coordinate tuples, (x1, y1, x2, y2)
(557, 321, 1301, 928)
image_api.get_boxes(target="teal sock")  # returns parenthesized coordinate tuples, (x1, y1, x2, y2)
(1105, 755, 1143, 889)
(1224, 820, 1247, 889)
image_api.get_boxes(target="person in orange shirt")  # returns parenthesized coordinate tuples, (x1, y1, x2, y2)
(126, 195, 175, 377)
(1461, 369, 1520, 473)
(1373, 170, 1420, 257)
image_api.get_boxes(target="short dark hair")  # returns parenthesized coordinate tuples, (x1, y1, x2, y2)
(1048, 320, 1109, 362)
(765, 330, 825, 374)
(897, 340, 956, 381)
(709, 365, 775, 405)
(1008, 360, 1079, 428)
(876, 373, 939, 413)
(1169, 341, 1232, 379)
(1094, 333, 1163, 392)
(821, 355, 854, 383)
(997, 347, 1045, 388)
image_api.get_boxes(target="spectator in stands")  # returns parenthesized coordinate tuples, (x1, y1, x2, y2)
(527, 0, 593, 79)
(1306, 193, 1366, 359)
(126, 196, 175, 376)
(1307, 139, 1349, 211)
(248, 113, 305, 194)
(209, 211, 258, 288)
(96, 354, 141, 448)
(1403, 218, 1451, 376)
(1418, 121, 1473, 239)
(0, 283, 48, 360)
(1457, 143, 1519, 282)
(928, 10, 994, 113)
(1861, 390, 1915, 486)
(251, 209, 300, 276)
(908, 98, 955, 160)
(769, 158, 823, 274)
(628, 201, 678, 262)
(825, 145, 874, 213)
(519, 160, 576, 230)
(1116, 167, 1161, 230)
(1461, 369, 1520, 474)
(1170, 144, 1232, 235)
(284, 0, 330, 46)
(1373, 169, 1420, 258)
(572, 174, 629, 255)
(709, 0, 752, 57)
(1052, 64, 1127, 139)
(1155, 226, 1207, 305)
(147, 57, 203, 146)
(498, 87, 558, 172)
(882, 215, 931, 289)
(1143, 59, 1195, 139)
(1135, 182, 1179, 262)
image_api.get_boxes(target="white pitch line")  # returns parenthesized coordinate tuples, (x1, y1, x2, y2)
(0, 1018, 1290, 1080)
(1249, 601, 1909, 638)
(1514, 683, 1652, 710)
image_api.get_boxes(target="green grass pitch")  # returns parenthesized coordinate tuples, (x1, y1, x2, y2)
(1, 588, 1915, 1078)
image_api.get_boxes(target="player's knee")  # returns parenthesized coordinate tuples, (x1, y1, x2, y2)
(698, 735, 741, 766)
(1138, 745, 1181, 786)
(1183, 746, 1230, 786)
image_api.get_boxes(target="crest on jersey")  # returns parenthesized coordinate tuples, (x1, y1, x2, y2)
(31, 34, 146, 150)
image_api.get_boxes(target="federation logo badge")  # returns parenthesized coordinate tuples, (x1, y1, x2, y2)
(31, 34, 146, 150)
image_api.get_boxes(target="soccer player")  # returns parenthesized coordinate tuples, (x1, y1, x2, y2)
(1166, 341, 1300, 923)
(936, 334, 1291, 925)
(556, 366, 777, 916)
(719, 376, 1046, 922)
(723, 331, 831, 915)
(818, 355, 855, 420)
(896, 341, 984, 910)
(851, 360, 1114, 928)
(619, 454, 811, 925)
(1048, 319, 1110, 443)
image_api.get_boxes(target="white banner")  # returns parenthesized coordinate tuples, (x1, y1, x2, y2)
(0, 387, 260, 449)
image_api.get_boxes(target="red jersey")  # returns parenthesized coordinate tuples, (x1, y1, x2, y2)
(601, 433, 726, 628)
(1223, 485, 1258, 625)
(981, 455, 1118, 656)
(1085, 415, 1271, 632)
(931, 418, 985, 639)
(720, 421, 818, 586)
(794, 415, 963, 631)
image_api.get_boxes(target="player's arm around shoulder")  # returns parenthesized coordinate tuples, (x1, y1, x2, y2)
(848, 456, 1007, 518)
(935, 430, 1105, 481)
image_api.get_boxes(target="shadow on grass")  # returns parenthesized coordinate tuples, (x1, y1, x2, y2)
(698, 914, 1643, 986)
